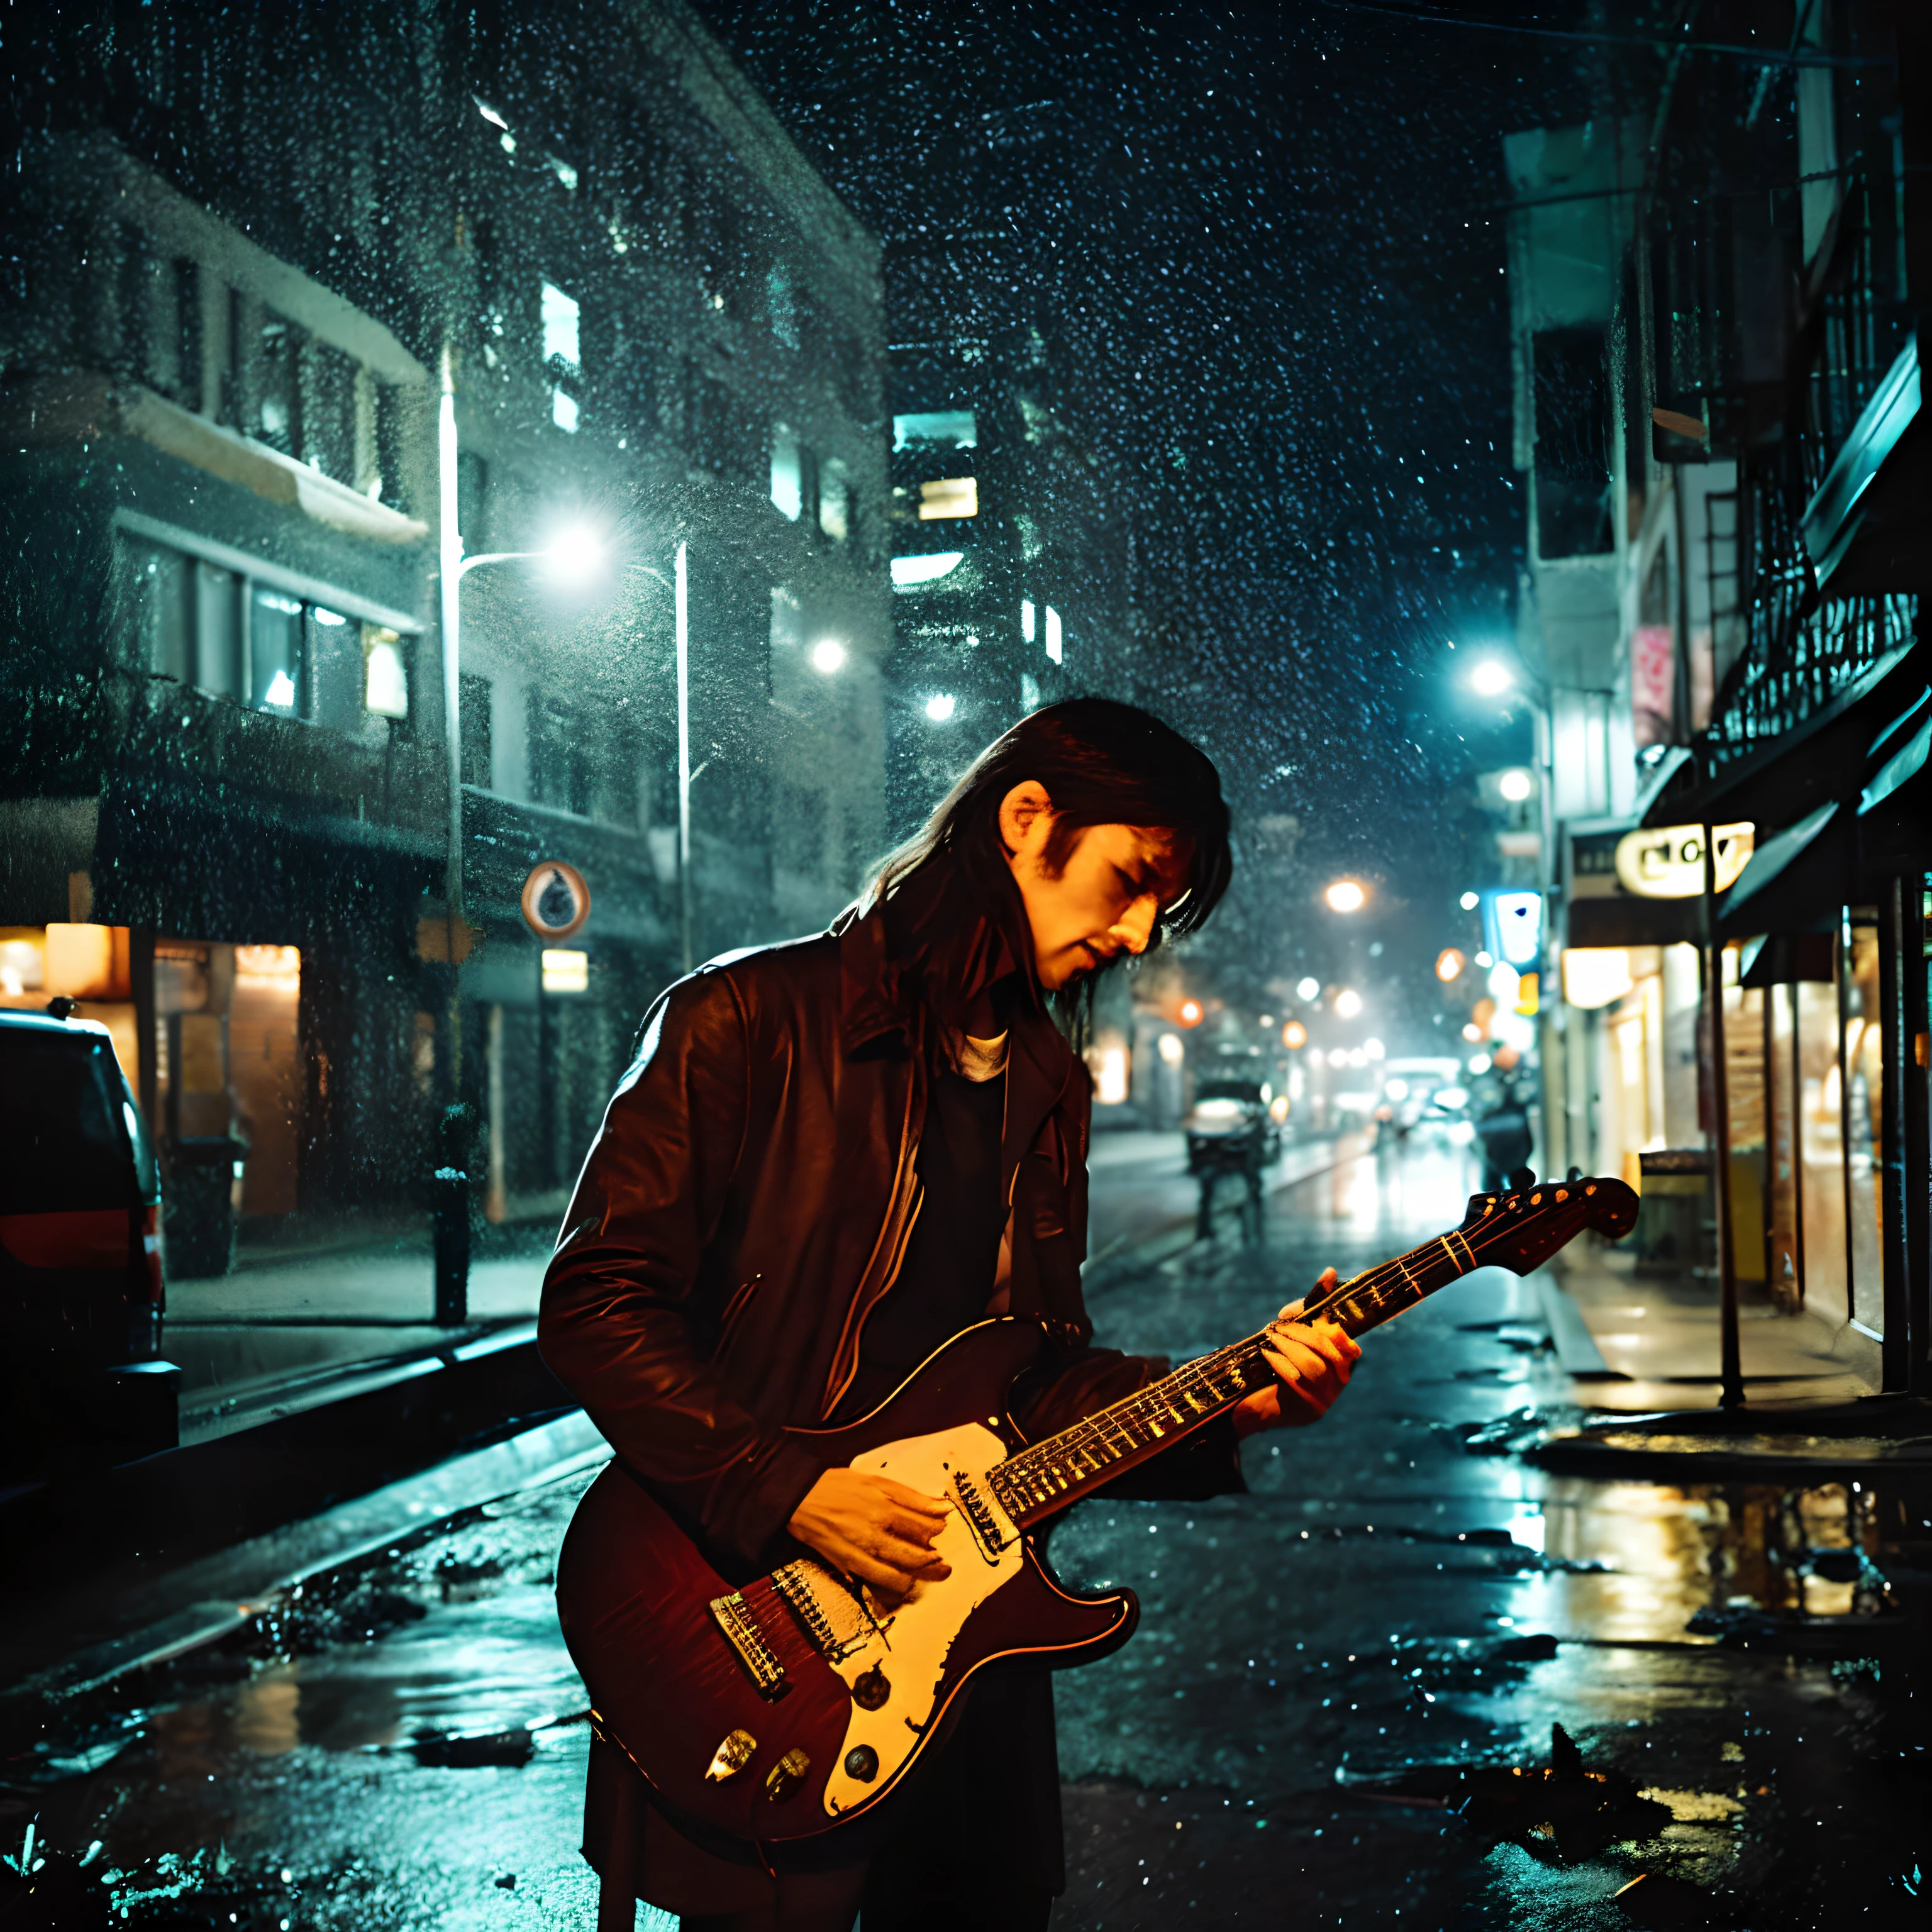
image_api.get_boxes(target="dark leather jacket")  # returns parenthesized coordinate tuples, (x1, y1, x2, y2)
(539, 892, 1241, 1575)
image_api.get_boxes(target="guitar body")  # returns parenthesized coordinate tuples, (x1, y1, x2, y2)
(556, 1318, 1137, 1846)
(556, 1177, 1639, 1853)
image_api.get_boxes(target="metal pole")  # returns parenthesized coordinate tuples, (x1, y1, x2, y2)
(1705, 820, 1744, 1407)
(675, 538, 692, 974)
(435, 348, 469, 1326)
(1789, 975, 1806, 1309)
(1838, 909, 1856, 1324)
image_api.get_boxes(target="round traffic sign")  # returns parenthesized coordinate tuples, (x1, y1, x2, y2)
(521, 861, 591, 940)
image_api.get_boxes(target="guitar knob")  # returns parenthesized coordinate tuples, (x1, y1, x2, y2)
(844, 1744, 879, 1782)
(851, 1666, 890, 1710)
(764, 1748, 811, 1801)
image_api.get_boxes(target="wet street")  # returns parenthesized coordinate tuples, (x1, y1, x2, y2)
(4, 1139, 1927, 1929)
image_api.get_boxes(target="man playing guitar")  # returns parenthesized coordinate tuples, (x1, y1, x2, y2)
(541, 699, 1360, 1932)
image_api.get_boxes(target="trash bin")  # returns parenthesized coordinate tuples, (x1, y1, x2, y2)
(164, 1134, 248, 1279)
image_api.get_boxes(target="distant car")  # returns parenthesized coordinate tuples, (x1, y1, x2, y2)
(1184, 1076, 1281, 1175)
(0, 1005, 169, 1476)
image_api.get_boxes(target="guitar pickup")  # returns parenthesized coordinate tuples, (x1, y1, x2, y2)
(953, 1472, 1011, 1562)
(708, 1591, 791, 1700)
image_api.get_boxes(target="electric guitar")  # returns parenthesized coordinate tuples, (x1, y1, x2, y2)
(556, 1174, 1637, 1847)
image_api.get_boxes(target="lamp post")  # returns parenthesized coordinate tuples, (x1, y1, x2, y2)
(435, 355, 603, 1323)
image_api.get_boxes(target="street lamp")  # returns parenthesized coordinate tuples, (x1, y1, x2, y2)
(435, 353, 606, 1324)
(1324, 879, 1367, 913)
(1468, 658, 1514, 697)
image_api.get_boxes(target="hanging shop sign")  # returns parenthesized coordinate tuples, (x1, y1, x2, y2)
(1613, 821, 1753, 898)
(521, 860, 591, 940)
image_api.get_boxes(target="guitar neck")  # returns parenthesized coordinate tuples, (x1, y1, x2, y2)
(987, 1217, 1500, 1530)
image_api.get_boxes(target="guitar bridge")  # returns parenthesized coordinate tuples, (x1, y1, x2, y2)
(707, 1591, 791, 1699)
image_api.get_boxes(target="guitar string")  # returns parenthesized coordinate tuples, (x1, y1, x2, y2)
(998, 1189, 1585, 1504)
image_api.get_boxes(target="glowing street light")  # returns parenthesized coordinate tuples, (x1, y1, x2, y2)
(811, 638, 847, 674)
(1334, 989, 1362, 1019)
(1468, 659, 1514, 697)
(538, 523, 605, 581)
(1281, 1019, 1307, 1050)
(1324, 879, 1367, 913)
(1436, 948, 1465, 982)
(925, 692, 957, 723)
(1177, 999, 1204, 1026)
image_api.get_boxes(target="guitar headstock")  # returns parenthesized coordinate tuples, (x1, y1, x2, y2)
(1458, 1175, 1639, 1275)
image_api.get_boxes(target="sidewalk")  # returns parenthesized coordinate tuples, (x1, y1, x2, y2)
(1541, 1237, 1880, 1410)
(163, 1235, 551, 1445)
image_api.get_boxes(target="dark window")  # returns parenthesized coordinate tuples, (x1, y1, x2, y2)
(302, 338, 358, 483)
(460, 673, 494, 789)
(0, 1030, 138, 1215)
(1531, 328, 1613, 558)
(258, 314, 302, 454)
(528, 693, 590, 816)
(457, 453, 489, 552)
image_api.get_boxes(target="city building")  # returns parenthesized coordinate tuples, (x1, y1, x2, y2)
(0, 2, 889, 1306)
(1503, 3, 1928, 1392)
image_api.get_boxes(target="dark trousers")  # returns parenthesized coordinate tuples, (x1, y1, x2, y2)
(588, 1671, 1062, 1931)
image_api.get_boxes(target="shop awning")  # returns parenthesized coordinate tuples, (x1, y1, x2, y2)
(1802, 335, 1932, 597)
(1638, 640, 1924, 833)
(1857, 686, 1932, 870)
(1716, 801, 1849, 938)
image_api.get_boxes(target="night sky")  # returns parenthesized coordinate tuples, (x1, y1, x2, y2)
(696, 0, 1626, 1023)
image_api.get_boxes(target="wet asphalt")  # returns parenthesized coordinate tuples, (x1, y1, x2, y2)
(3, 1140, 1926, 1929)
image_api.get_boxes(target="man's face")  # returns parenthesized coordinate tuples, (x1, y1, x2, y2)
(1000, 783, 1192, 992)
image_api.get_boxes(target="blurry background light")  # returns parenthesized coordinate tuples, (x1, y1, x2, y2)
(1493, 889, 1544, 967)
(1157, 1032, 1184, 1065)
(541, 948, 589, 994)
(924, 692, 957, 723)
(1498, 769, 1534, 803)
(1334, 989, 1362, 1018)
(1474, 950, 1494, 969)
(1468, 659, 1513, 696)
(1435, 948, 1464, 982)
(1177, 998, 1204, 1026)
(1296, 977, 1321, 1001)
(1281, 1019, 1307, 1049)
(1485, 960, 1521, 1003)
(1459, 889, 1480, 910)
(1384, 1077, 1409, 1100)
(1324, 879, 1367, 913)
(1326, 1048, 1348, 1068)
(1468, 1053, 1491, 1074)
(1462, 1021, 1483, 1043)
(810, 638, 847, 674)
(1363, 1036, 1385, 1060)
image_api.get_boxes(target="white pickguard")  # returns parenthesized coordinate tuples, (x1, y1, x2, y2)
(818, 1421, 1023, 1816)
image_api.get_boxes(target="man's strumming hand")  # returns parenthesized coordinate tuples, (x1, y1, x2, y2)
(788, 1467, 952, 1599)
(1231, 1267, 1362, 1437)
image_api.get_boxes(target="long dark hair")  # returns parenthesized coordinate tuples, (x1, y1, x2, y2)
(863, 699, 1232, 1041)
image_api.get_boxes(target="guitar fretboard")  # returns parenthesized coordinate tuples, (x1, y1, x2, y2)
(986, 1196, 1553, 1527)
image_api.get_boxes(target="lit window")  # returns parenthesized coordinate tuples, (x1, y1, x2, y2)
(552, 387, 579, 433)
(542, 948, 589, 994)
(891, 553, 963, 590)
(770, 424, 802, 521)
(925, 692, 957, 723)
(364, 626, 408, 719)
(1092, 1045, 1128, 1106)
(918, 477, 977, 520)
(541, 282, 580, 369)
(892, 410, 976, 450)
(819, 461, 850, 541)
(1021, 599, 1036, 643)
(1044, 606, 1062, 664)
